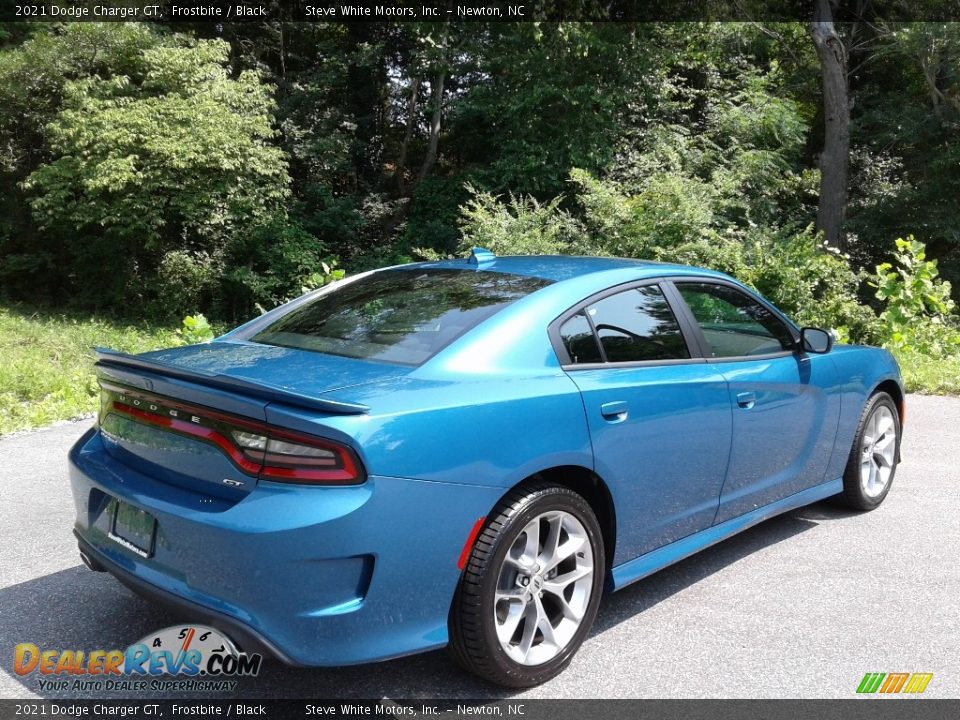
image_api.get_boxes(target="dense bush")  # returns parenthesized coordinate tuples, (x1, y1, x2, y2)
(20, 35, 291, 315)
(871, 237, 960, 356)
(456, 178, 895, 347)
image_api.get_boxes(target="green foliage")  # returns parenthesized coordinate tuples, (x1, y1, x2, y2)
(749, 232, 878, 345)
(222, 217, 339, 317)
(177, 314, 215, 345)
(457, 185, 589, 257)
(1, 21, 960, 403)
(291, 260, 347, 308)
(871, 237, 960, 355)
(892, 347, 960, 396)
(0, 23, 162, 174)
(450, 24, 648, 198)
(0, 26, 293, 317)
(153, 250, 221, 320)
(457, 175, 876, 345)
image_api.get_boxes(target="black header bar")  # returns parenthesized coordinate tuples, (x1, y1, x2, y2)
(4, 0, 960, 23)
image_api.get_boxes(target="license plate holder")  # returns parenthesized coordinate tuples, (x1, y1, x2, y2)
(109, 500, 156, 558)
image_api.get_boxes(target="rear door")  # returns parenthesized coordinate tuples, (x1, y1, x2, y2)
(553, 281, 733, 564)
(668, 280, 841, 524)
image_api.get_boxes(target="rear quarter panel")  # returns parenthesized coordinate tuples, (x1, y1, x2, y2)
(265, 372, 593, 489)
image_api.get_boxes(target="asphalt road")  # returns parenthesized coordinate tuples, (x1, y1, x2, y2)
(1, 394, 958, 700)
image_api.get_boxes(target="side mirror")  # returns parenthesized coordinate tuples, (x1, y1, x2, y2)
(800, 327, 833, 354)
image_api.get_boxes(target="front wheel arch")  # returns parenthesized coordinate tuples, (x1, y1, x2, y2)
(870, 379, 905, 460)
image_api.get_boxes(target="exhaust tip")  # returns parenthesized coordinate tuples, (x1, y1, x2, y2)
(79, 549, 105, 572)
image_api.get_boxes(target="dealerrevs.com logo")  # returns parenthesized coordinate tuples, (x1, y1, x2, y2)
(14, 625, 262, 693)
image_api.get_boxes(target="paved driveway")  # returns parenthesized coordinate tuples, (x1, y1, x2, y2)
(1, 394, 957, 699)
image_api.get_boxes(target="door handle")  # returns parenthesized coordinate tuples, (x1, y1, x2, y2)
(600, 401, 629, 421)
(736, 392, 756, 409)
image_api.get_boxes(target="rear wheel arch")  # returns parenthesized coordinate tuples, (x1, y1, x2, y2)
(466, 466, 616, 572)
(529, 466, 616, 571)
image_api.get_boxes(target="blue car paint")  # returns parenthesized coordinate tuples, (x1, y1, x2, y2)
(568, 362, 733, 563)
(139, 341, 412, 398)
(71, 430, 504, 665)
(712, 352, 842, 523)
(69, 254, 903, 666)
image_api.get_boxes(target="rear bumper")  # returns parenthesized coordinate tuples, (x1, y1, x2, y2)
(74, 531, 295, 663)
(69, 428, 502, 666)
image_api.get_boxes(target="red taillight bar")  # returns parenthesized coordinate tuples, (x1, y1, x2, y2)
(106, 388, 364, 485)
(114, 402, 262, 475)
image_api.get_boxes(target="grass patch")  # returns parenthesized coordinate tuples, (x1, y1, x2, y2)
(0, 305, 182, 436)
(893, 348, 960, 396)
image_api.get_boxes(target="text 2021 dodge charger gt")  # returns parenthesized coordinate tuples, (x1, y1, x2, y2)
(70, 249, 903, 687)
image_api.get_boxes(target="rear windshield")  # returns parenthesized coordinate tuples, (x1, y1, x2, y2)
(251, 268, 553, 365)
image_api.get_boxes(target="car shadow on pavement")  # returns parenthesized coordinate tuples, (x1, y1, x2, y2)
(1, 502, 835, 701)
(591, 506, 823, 636)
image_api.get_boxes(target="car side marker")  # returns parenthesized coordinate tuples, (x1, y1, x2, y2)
(457, 517, 487, 570)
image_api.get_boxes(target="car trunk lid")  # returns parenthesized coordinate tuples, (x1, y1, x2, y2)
(94, 341, 406, 500)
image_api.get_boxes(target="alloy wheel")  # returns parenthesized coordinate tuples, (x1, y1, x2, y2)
(860, 404, 897, 499)
(493, 510, 594, 666)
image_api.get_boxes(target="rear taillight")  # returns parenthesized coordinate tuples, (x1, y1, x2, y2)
(229, 426, 361, 482)
(100, 383, 364, 485)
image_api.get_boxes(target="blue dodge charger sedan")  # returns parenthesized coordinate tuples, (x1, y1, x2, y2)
(70, 250, 903, 687)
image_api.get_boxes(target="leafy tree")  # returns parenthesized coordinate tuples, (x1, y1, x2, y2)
(22, 33, 290, 314)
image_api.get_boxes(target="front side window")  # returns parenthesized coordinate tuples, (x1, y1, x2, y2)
(559, 285, 689, 364)
(252, 269, 552, 365)
(675, 282, 794, 358)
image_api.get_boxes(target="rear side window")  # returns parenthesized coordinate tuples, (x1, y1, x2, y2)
(559, 285, 690, 364)
(559, 312, 603, 364)
(675, 282, 795, 358)
(252, 269, 552, 365)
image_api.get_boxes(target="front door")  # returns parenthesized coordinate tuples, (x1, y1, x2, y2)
(670, 281, 841, 524)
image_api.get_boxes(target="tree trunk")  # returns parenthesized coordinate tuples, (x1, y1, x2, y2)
(395, 75, 421, 197)
(415, 70, 446, 188)
(809, 0, 850, 251)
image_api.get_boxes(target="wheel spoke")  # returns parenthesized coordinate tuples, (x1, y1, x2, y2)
(538, 514, 562, 568)
(875, 433, 895, 454)
(495, 588, 525, 603)
(516, 601, 540, 661)
(542, 534, 587, 574)
(536, 600, 559, 649)
(875, 411, 894, 437)
(543, 565, 592, 595)
(502, 555, 529, 572)
(496, 600, 526, 644)
(559, 591, 587, 622)
(521, 520, 540, 565)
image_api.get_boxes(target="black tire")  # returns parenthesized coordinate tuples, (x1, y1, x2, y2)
(840, 391, 901, 511)
(448, 482, 605, 688)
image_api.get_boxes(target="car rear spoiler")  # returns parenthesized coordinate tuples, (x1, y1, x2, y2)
(93, 347, 370, 415)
